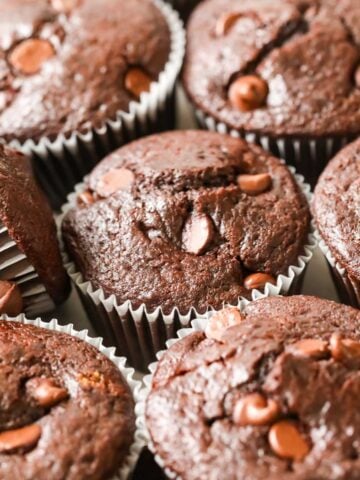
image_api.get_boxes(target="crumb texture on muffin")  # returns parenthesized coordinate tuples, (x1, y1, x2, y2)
(0, 0, 170, 142)
(146, 295, 360, 480)
(183, 0, 360, 137)
(0, 320, 135, 480)
(62, 131, 310, 314)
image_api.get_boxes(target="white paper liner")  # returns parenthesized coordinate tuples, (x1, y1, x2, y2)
(59, 161, 317, 371)
(0, 313, 144, 480)
(317, 231, 360, 308)
(0, 222, 55, 316)
(195, 108, 355, 187)
(136, 316, 222, 479)
(9, 0, 186, 210)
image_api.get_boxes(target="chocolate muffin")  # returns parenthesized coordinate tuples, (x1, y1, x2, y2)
(0, 0, 182, 208)
(0, 0, 170, 143)
(0, 319, 136, 480)
(62, 130, 311, 315)
(313, 139, 360, 307)
(0, 144, 69, 316)
(183, 0, 360, 184)
(146, 295, 360, 480)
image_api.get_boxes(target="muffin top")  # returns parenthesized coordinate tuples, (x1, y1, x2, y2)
(313, 139, 360, 281)
(0, 144, 69, 305)
(183, 0, 360, 137)
(0, 320, 135, 480)
(0, 0, 170, 143)
(62, 130, 310, 314)
(146, 295, 360, 480)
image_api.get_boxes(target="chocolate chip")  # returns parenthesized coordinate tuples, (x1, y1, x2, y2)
(216, 11, 261, 36)
(243, 273, 276, 291)
(77, 189, 95, 207)
(268, 421, 309, 461)
(329, 333, 360, 368)
(0, 280, 23, 316)
(27, 378, 68, 408)
(237, 173, 272, 195)
(96, 168, 134, 197)
(0, 424, 41, 454)
(229, 75, 268, 111)
(182, 213, 214, 255)
(289, 339, 329, 359)
(125, 67, 152, 99)
(215, 12, 243, 36)
(9, 39, 55, 75)
(233, 393, 279, 426)
(205, 307, 244, 341)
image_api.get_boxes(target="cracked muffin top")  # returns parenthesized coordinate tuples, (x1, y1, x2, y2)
(62, 130, 310, 314)
(146, 295, 360, 480)
(0, 320, 135, 480)
(183, 0, 360, 137)
(313, 138, 360, 281)
(0, 0, 170, 143)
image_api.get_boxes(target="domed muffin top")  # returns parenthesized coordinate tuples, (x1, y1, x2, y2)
(0, 320, 135, 480)
(183, 0, 360, 137)
(62, 130, 310, 314)
(146, 295, 360, 480)
(0, 0, 170, 143)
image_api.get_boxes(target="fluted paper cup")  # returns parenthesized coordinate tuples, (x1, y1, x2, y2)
(317, 232, 360, 308)
(9, 0, 186, 210)
(136, 316, 221, 479)
(0, 221, 55, 316)
(195, 109, 355, 188)
(59, 162, 316, 371)
(0, 314, 144, 479)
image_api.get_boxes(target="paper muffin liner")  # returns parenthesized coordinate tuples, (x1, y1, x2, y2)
(195, 109, 356, 188)
(317, 232, 360, 309)
(60, 162, 316, 371)
(9, 0, 185, 210)
(136, 316, 220, 479)
(0, 221, 55, 316)
(0, 313, 144, 480)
